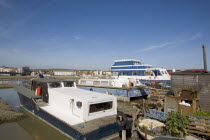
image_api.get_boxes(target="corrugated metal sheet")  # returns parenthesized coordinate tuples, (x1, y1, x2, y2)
(171, 72, 210, 111)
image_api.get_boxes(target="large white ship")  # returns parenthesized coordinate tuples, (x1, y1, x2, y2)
(111, 59, 171, 82)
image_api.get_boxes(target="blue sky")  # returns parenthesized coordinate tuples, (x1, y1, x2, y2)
(0, 0, 210, 70)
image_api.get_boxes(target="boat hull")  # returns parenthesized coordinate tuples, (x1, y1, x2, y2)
(17, 92, 122, 140)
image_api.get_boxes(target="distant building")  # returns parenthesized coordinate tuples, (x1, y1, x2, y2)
(93, 70, 103, 76)
(1, 68, 18, 73)
(54, 70, 77, 76)
(18, 66, 30, 74)
(104, 71, 111, 76)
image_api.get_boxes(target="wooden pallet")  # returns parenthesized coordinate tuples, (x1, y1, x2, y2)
(187, 115, 210, 136)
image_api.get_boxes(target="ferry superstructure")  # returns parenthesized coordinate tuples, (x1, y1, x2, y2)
(111, 59, 170, 82)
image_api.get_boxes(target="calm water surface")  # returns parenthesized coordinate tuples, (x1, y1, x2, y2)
(0, 80, 29, 85)
(0, 88, 70, 140)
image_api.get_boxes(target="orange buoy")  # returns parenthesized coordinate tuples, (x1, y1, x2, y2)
(36, 86, 41, 96)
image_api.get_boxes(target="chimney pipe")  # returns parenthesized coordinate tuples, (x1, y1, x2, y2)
(202, 44, 207, 72)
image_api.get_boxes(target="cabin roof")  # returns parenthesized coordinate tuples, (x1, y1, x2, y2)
(50, 87, 115, 101)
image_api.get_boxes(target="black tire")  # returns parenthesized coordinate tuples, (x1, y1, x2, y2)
(116, 111, 128, 127)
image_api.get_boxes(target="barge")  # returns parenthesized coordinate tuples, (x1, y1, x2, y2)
(15, 78, 122, 140)
(77, 78, 150, 101)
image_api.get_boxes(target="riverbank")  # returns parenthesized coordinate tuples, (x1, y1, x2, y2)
(0, 84, 14, 89)
(0, 98, 24, 124)
(0, 76, 36, 80)
(0, 75, 80, 81)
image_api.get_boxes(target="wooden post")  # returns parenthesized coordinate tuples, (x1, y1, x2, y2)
(122, 130, 126, 140)
(192, 99, 197, 112)
(145, 126, 148, 140)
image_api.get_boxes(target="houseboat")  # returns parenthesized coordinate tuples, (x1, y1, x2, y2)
(111, 59, 171, 82)
(15, 78, 121, 140)
(77, 77, 150, 99)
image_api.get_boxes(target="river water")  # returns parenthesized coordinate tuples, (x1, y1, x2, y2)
(0, 88, 70, 140)
(0, 80, 29, 85)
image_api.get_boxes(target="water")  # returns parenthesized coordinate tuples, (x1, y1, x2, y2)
(0, 80, 29, 85)
(0, 88, 70, 140)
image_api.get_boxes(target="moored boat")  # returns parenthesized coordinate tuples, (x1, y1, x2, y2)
(111, 59, 171, 82)
(77, 77, 150, 99)
(15, 78, 122, 140)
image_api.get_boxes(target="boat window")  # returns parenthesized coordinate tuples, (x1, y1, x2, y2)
(76, 101, 82, 108)
(89, 101, 113, 113)
(122, 72, 127, 75)
(64, 81, 74, 87)
(165, 71, 168, 74)
(145, 70, 152, 76)
(161, 71, 164, 74)
(100, 81, 109, 86)
(158, 71, 161, 76)
(93, 81, 100, 86)
(49, 82, 62, 88)
(132, 72, 138, 75)
(80, 80, 86, 85)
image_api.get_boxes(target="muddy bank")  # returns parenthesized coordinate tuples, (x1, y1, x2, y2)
(0, 98, 24, 124)
(0, 84, 14, 89)
(0, 76, 36, 80)
(0, 76, 79, 81)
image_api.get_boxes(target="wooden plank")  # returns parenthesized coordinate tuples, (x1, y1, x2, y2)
(187, 129, 210, 136)
(189, 115, 210, 120)
(187, 126, 210, 133)
(189, 119, 210, 124)
(189, 123, 210, 129)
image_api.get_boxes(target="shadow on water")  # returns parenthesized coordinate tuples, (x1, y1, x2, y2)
(0, 88, 71, 140)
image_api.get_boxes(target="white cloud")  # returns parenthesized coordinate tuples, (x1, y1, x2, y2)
(188, 33, 203, 41)
(137, 42, 176, 52)
(136, 32, 203, 53)
(72, 35, 81, 40)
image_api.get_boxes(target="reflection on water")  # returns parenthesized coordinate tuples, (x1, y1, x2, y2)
(0, 88, 20, 111)
(0, 80, 29, 85)
(0, 88, 70, 140)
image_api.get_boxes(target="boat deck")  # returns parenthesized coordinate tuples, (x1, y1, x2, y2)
(72, 115, 117, 134)
(36, 99, 48, 107)
(36, 100, 119, 135)
(34, 99, 119, 134)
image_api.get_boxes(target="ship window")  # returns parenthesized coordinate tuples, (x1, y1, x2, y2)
(64, 81, 74, 87)
(93, 81, 100, 86)
(132, 72, 138, 75)
(145, 70, 152, 76)
(49, 82, 62, 88)
(122, 72, 127, 75)
(89, 101, 113, 113)
(165, 71, 167, 74)
(161, 71, 164, 74)
(80, 80, 86, 85)
(100, 81, 109, 86)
